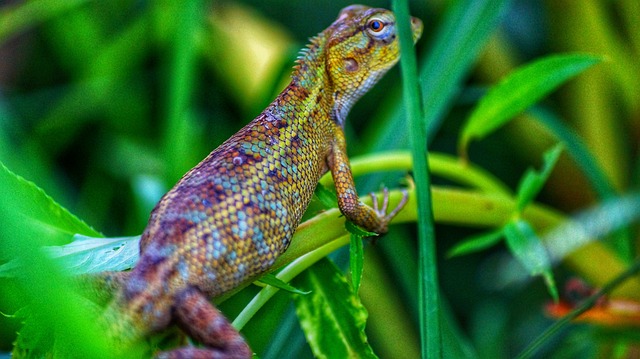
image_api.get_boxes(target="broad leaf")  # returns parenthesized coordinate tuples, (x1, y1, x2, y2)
(0, 161, 101, 250)
(1, 210, 117, 359)
(293, 259, 377, 359)
(46, 235, 139, 274)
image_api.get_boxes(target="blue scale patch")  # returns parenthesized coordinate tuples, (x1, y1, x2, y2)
(177, 260, 189, 281)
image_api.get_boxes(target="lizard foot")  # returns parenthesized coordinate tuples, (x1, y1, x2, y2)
(155, 287, 252, 359)
(370, 187, 409, 233)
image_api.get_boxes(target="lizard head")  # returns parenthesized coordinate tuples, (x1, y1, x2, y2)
(325, 5, 423, 124)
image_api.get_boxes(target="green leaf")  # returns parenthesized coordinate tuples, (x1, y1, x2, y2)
(44, 234, 139, 274)
(447, 229, 504, 258)
(293, 259, 377, 359)
(345, 221, 378, 238)
(0, 161, 101, 251)
(12, 307, 52, 359)
(516, 144, 563, 212)
(459, 54, 601, 155)
(0, 212, 120, 359)
(504, 219, 558, 301)
(344, 221, 375, 294)
(257, 274, 310, 295)
(349, 233, 364, 294)
(1, 234, 138, 278)
(314, 182, 338, 210)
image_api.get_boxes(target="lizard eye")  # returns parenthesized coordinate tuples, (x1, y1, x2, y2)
(368, 19, 384, 32)
(365, 16, 393, 40)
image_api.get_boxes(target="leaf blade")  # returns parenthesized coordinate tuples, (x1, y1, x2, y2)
(0, 161, 101, 249)
(349, 233, 364, 294)
(258, 274, 310, 296)
(516, 144, 563, 212)
(293, 259, 377, 359)
(460, 54, 601, 154)
(447, 229, 504, 258)
(504, 219, 558, 301)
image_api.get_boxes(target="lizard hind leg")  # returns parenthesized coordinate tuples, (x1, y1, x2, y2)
(155, 286, 252, 359)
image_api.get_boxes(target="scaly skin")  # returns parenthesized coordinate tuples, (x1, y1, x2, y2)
(102, 5, 422, 358)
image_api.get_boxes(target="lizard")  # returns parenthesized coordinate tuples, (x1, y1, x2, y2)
(99, 4, 423, 359)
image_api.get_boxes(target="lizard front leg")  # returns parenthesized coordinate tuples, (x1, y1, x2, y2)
(327, 134, 408, 234)
(155, 287, 252, 359)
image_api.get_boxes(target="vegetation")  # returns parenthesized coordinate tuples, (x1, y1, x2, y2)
(1, 0, 638, 358)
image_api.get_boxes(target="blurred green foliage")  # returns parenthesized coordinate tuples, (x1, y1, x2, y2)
(1, 0, 639, 358)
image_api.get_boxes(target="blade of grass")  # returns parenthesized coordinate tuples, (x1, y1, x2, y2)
(162, 0, 205, 182)
(392, 0, 441, 357)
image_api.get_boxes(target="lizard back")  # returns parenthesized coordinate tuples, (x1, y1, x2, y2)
(137, 85, 334, 299)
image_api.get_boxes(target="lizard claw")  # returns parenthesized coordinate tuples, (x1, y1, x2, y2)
(370, 187, 409, 232)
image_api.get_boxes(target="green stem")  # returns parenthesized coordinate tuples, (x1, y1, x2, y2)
(229, 183, 640, 332)
(321, 150, 511, 196)
(233, 236, 346, 330)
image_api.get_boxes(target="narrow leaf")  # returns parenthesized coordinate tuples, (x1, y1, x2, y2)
(531, 107, 616, 200)
(345, 221, 378, 238)
(447, 229, 503, 258)
(258, 274, 310, 295)
(516, 144, 563, 212)
(345, 216, 375, 295)
(460, 54, 601, 155)
(293, 259, 377, 359)
(350, 234, 364, 293)
(504, 219, 558, 301)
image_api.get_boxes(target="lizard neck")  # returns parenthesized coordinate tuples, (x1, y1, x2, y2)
(291, 34, 328, 91)
(287, 34, 341, 126)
